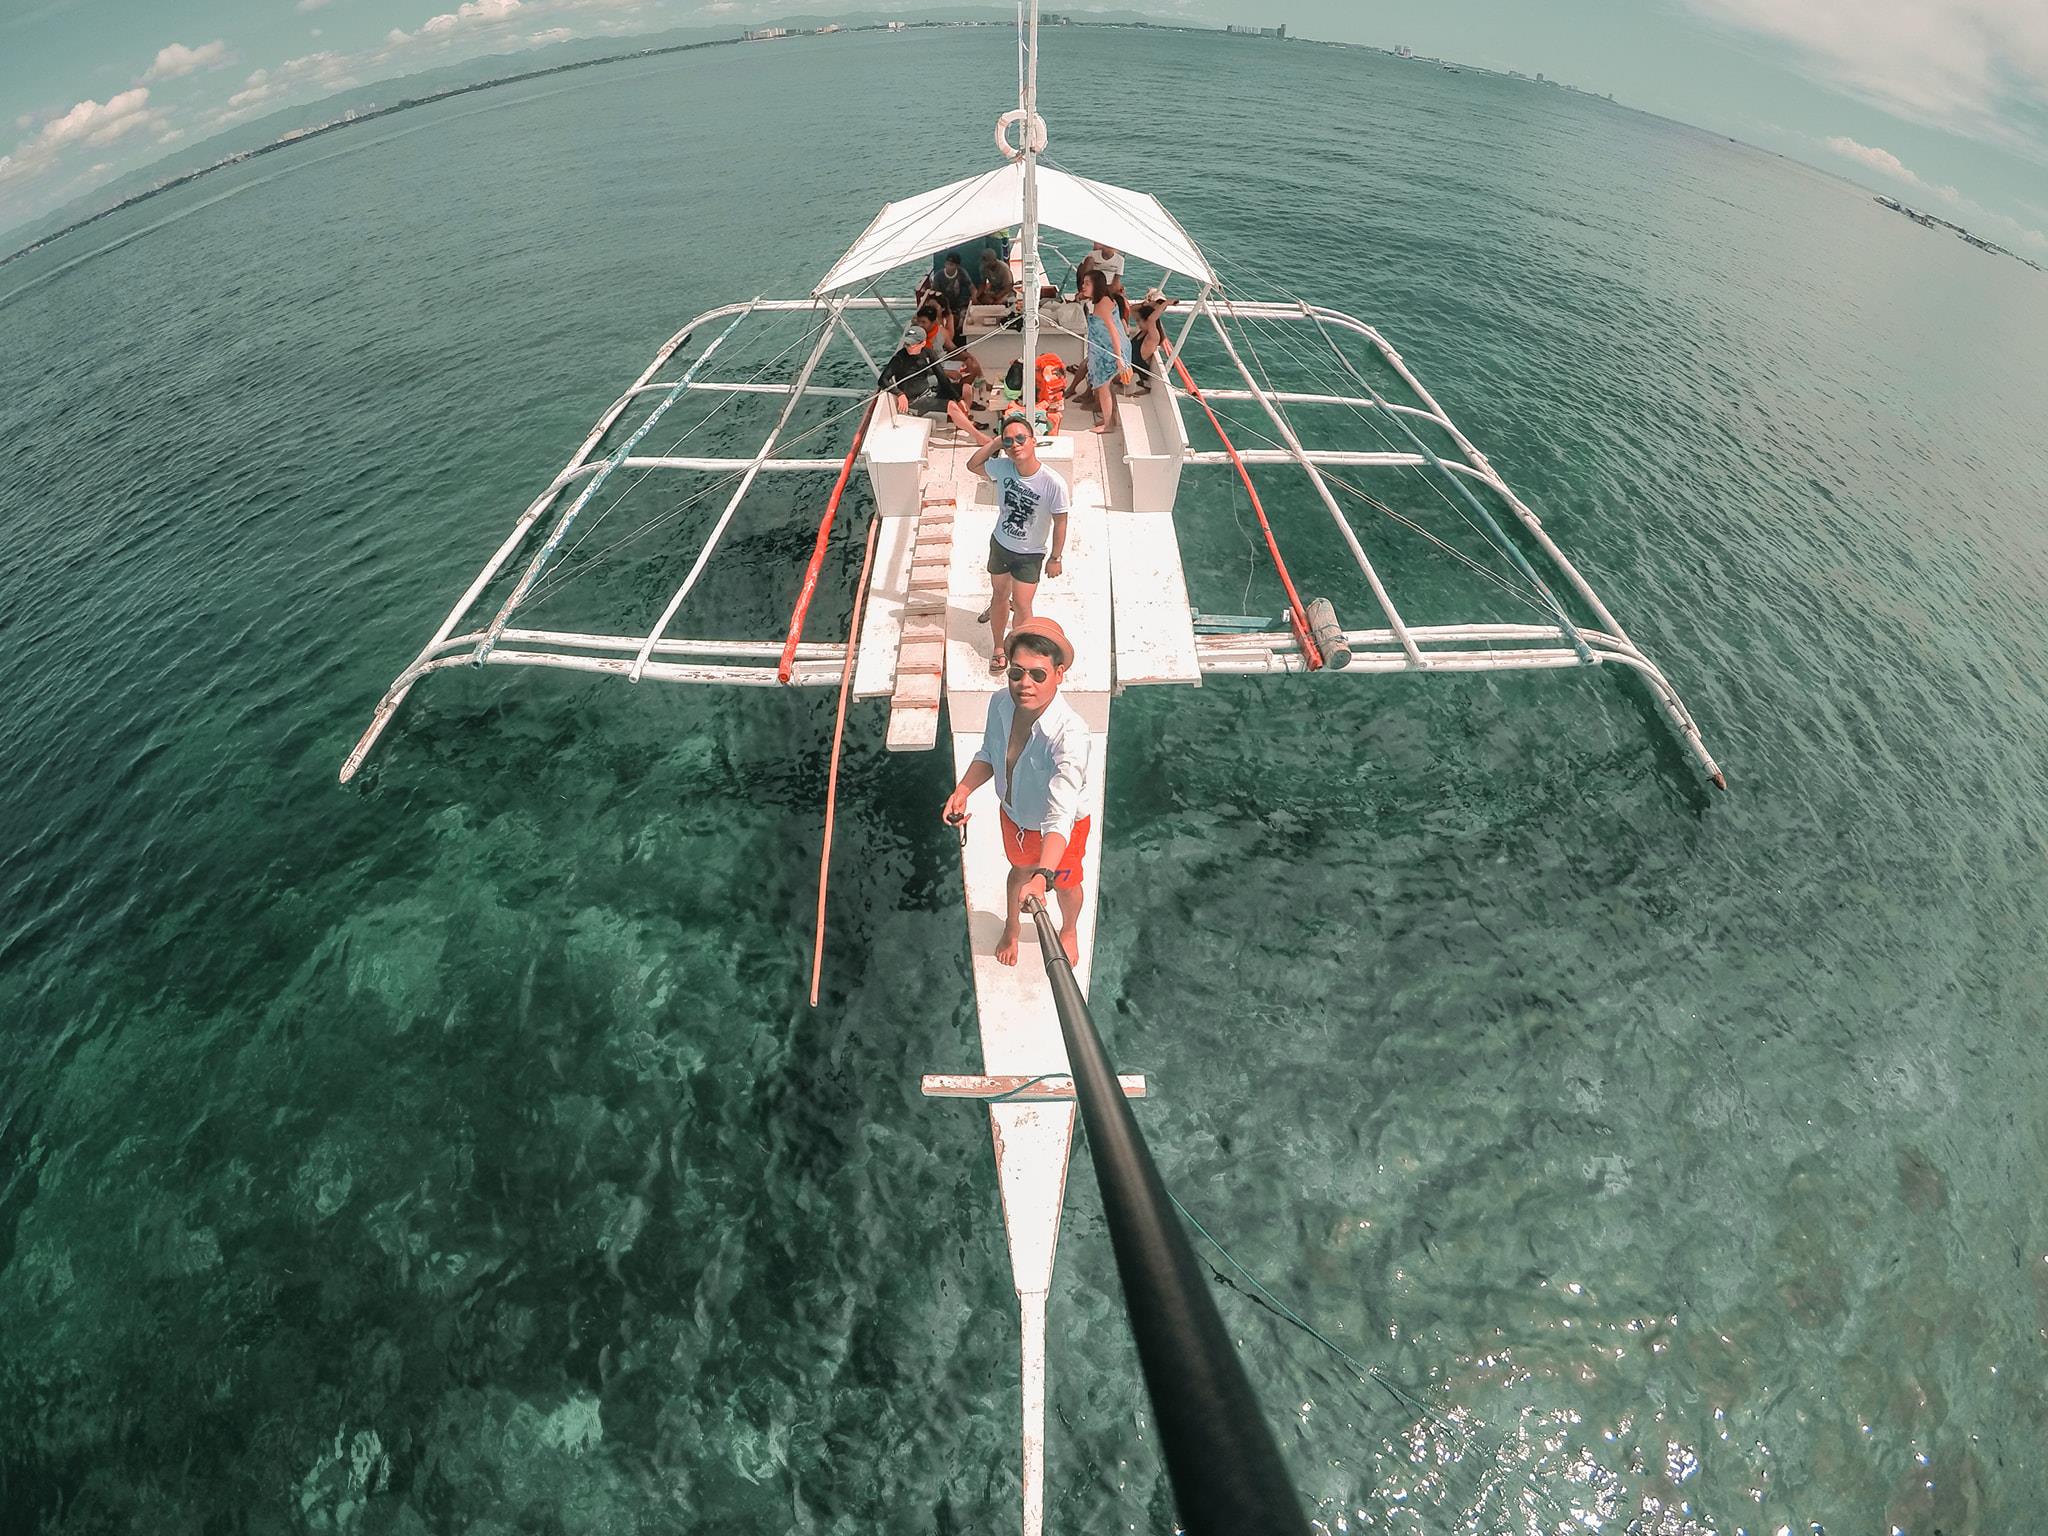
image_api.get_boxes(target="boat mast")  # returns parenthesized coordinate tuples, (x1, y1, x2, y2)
(1018, 0, 1042, 423)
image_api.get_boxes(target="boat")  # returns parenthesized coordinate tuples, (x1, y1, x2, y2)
(339, 6, 1724, 1528)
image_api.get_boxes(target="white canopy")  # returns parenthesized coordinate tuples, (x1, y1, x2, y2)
(813, 161, 1217, 294)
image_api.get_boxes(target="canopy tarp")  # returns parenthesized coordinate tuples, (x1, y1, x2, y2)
(813, 161, 1217, 294)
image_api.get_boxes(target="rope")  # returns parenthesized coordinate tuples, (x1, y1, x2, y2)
(1302, 305, 1594, 662)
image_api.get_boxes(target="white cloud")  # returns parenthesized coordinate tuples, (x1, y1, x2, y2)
(530, 26, 573, 43)
(296, 0, 333, 10)
(0, 87, 164, 192)
(35, 89, 158, 151)
(1822, 134, 2047, 251)
(144, 41, 229, 81)
(1821, 134, 1961, 200)
(213, 51, 358, 123)
(1687, 0, 2048, 154)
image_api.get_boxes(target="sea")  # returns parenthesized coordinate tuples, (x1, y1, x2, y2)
(2, 24, 2045, 1535)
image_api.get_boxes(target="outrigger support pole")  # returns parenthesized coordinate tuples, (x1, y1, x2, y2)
(1022, 897, 1308, 1536)
(1200, 299, 1427, 668)
(339, 306, 750, 782)
(632, 298, 847, 680)
(1310, 305, 1726, 787)
(471, 305, 756, 667)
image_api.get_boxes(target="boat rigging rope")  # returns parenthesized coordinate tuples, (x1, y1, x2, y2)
(1195, 397, 1553, 620)
(1165, 341, 1325, 669)
(1293, 303, 1593, 662)
(520, 316, 831, 609)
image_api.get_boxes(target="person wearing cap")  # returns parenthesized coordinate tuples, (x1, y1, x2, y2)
(877, 322, 989, 444)
(1126, 288, 1179, 395)
(967, 413, 1071, 673)
(975, 247, 1016, 305)
(940, 615, 1092, 967)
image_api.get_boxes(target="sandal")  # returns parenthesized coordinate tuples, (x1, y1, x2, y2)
(989, 648, 1006, 675)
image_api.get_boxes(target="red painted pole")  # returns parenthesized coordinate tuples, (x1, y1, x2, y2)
(1166, 345, 1324, 670)
(779, 395, 879, 684)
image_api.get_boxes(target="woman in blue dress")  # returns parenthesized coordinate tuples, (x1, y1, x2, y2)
(1078, 268, 1130, 435)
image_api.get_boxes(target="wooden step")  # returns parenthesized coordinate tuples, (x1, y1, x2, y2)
(888, 496, 958, 753)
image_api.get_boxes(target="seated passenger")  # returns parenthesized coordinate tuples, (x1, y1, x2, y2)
(976, 247, 1016, 305)
(914, 299, 953, 355)
(934, 250, 976, 336)
(877, 323, 989, 444)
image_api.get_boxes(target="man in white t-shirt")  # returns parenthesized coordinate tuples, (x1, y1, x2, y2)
(1076, 242, 1124, 294)
(967, 413, 1072, 674)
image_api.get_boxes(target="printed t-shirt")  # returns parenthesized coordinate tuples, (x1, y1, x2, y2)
(987, 458, 1071, 556)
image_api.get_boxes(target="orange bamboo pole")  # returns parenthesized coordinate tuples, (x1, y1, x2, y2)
(809, 511, 883, 1006)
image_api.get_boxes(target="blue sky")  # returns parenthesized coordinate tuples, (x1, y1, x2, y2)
(4, 0, 2046, 251)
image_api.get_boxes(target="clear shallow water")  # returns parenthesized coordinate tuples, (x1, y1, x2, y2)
(3, 27, 2046, 1535)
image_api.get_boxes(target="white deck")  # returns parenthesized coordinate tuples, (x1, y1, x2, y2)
(917, 401, 1145, 1536)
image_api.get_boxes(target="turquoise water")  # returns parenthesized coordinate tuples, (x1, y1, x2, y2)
(3, 26, 2047, 1534)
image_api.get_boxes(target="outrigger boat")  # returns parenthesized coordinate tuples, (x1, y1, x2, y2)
(340, 6, 1723, 1529)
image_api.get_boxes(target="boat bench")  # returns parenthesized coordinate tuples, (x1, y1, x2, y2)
(864, 393, 932, 519)
(1118, 357, 1182, 514)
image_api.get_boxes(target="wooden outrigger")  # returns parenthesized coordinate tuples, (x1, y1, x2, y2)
(340, 5, 1723, 1529)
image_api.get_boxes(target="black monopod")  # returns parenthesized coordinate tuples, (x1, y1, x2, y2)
(1022, 895, 1307, 1535)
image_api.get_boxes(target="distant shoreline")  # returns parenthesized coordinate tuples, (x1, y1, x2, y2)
(0, 33, 754, 269)
(10, 20, 2040, 278)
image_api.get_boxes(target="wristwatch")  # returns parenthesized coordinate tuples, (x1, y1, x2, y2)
(1027, 866, 1059, 885)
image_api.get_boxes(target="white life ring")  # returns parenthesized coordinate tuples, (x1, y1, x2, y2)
(995, 109, 1048, 161)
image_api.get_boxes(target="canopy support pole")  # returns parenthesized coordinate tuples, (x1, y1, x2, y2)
(631, 300, 846, 681)
(1200, 299, 1426, 667)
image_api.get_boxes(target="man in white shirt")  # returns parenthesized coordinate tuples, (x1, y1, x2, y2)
(1076, 242, 1124, 293)
(968, 413, 1072, 674)
(941, 617, 1092, 968)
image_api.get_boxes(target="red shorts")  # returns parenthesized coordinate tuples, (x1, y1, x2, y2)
(999, 810, 1091, 888)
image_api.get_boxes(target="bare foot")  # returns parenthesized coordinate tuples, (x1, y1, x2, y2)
(988, 647, 1006, 675)
(1090, 423, 1114, 434)
(1059, 925, 1080, 966)
(996, 920, 1021, 966)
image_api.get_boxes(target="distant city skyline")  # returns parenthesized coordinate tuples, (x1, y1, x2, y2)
(3, 0, 2044, 254)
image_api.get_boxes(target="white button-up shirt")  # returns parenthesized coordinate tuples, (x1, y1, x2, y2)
(974, 688, 1091, 837)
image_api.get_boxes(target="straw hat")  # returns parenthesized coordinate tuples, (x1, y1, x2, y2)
(1007, 616, 1073, 669)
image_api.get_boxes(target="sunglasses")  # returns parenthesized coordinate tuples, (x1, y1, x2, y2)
(1003, 432, 1031, 445)
(1006, 663, 1051, 683)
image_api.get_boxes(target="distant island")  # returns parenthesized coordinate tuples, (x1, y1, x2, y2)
(1872, 195, 2043, 273)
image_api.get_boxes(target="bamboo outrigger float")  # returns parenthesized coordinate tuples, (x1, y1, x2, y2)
(340, 6, 1723, 1529)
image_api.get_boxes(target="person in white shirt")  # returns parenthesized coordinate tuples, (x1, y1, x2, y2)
(941, 616, 1092, 967)
(968, 414, 1072, 674)
(1075, 242, 1125, 294)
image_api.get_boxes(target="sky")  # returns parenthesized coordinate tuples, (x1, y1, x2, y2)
(3, 0, 2046, 252)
